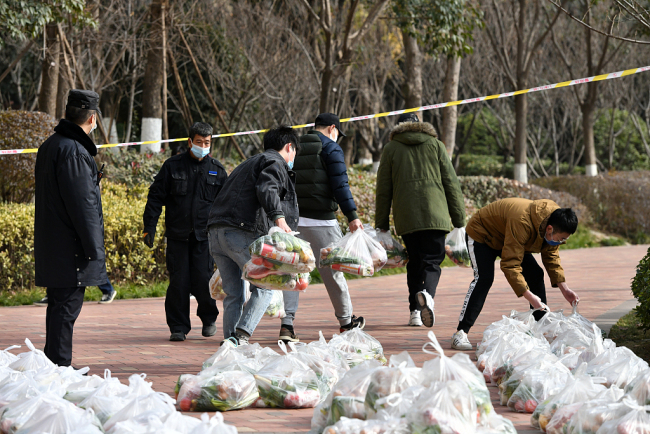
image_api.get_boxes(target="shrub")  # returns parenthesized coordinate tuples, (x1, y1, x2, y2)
(0, 110, 57, 203)
(0, 181, 167, 291)
(631, 247, 650, 331)
(534, 172, 650, 242)
(456, 154, 506, 177)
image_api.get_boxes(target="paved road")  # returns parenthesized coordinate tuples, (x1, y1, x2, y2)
(0, 244, 646, 433)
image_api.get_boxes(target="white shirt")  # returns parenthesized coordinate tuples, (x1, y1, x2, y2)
(298, 217, 339, 227)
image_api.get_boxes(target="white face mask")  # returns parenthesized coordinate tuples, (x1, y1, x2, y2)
(90, 115, 97, 133)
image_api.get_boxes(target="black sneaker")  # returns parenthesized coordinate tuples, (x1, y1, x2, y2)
(98, 291, 117, 304)
(340, 315, 366, 333)
(279, 326, 299, 343)
(202, 323, 217, 337)
(33, 296, 48, 307)
(234, 329, 250, 346)
(170, 332, 186, 341)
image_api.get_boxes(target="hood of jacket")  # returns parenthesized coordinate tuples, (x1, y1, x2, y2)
(389, 121, 438, 143)
(53, 119, 97, 156)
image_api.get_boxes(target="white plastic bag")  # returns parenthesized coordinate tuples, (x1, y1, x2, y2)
(445, 227, 470, 267)
(328, 329, 387, 367)
(374, 230, 408, 268)
(103, 392, 176, 431)
(265, 291, 286, 318)
(8, 339, 54, 372)
(187, 413, 239, 434)
(248, 227, 316, 273)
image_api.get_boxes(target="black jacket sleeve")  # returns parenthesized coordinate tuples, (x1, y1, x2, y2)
(320, 135, 358, 222)
(143, 161, 170, 235)
(56, 154, 104, 261)
(256, 161, 286, 222)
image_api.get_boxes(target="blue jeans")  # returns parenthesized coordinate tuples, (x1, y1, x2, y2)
(208, 225, 272, 338)
(98, 278, 114, 295)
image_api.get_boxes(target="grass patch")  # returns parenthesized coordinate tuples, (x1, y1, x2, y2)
(607, 310, 650, 364)
(561, 224, 627, 250)
(0, 281, 169, 307)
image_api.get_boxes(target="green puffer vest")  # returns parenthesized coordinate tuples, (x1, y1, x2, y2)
(294, 132, 338, 220)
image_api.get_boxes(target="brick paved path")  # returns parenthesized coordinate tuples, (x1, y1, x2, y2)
(0, 245, 646, 433)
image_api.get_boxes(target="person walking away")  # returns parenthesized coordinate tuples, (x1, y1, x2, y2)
(34, 277, 117, 306)
(142, 122, 225, 341)
(34, 89, 108, 367)
(207, 126, 300, 347)
(281, 113, 365, 343)
(451, 198, 580, 350)
(375, 113, 466, 328)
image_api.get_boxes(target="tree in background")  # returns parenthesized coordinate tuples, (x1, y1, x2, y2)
(392, 0, 483, 157)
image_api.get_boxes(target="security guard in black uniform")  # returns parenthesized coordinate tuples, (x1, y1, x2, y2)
(143, 122, 227, 341)
(35, 89, 108, 366)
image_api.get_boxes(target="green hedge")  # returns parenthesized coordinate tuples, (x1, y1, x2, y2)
(534, 172, 650, 243)
(631, 247, 650, 331)
(0, 182, 166, 291)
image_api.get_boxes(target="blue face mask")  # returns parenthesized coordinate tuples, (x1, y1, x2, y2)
(191, 143, 210, 159)
(287, 160, 294, 170)
(545, 231, 563, 246)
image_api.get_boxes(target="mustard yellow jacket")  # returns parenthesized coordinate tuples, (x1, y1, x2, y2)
(466, 198, 566, 297)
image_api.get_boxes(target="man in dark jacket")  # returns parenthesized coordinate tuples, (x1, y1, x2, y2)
(143, 122, 226, 341)
(208, 126, 299, 346)
(375, 113, 466, 328)
(280, 113, 365, 343)
(35, 89, 108, 367)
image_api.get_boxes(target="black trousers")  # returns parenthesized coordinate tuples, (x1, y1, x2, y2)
(44, 286, 85, 366)
(401, 230, 447, 312)
(457, 235, 547, 333)
(165, 233, 219, 334)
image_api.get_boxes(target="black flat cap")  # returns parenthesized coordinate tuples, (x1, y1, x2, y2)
(67, 89, 102, 116)
(315, 112, 346, 138)
(397, 112, 420, 123)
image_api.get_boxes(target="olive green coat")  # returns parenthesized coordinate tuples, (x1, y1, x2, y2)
(375, 122, 466, 236)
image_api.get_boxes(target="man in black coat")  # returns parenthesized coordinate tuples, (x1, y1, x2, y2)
(208, 126, 300, 346)
(143, 122, 226, 341)
(35, 89, 108, 367)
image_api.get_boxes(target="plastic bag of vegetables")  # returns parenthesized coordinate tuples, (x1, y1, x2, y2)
(419, 331, 494, 420)
(253, 344, 320, 408)
(530, 364, 606, 432)
(322, 416, 410, 434)
(406, 380, 479, 434)
(373, 230, 408, 268)
(595, 399, 650, 434)
(320, 229, 387, 276)
(265, 291, 286, 318)
(176, 370, 259, 412)
(249, 228, 315, 273)
(242, 261, 310, 292)
(444, 227, 470, 267)
(364, 352, 420, 417)
(626, 368, 650, 406)
(209, 270, 224, 301)
(328, 329, 387, 367)
(311, 360, 382, 433)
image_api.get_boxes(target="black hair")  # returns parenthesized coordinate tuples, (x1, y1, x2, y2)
(65, 106, 95, 125)
(263, 125, 300, 154)
(189, 122, 213, 141)
(547, 208, 578, 234)
(397, 112, 420, 123)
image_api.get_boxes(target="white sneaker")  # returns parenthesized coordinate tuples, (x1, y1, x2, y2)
(451, 330, 473, 351)
(408, 311, 423, 326)
(416, 291, 435, 327)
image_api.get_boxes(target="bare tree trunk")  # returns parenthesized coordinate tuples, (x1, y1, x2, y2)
(401, 30, 422, 118)
(514, 93, 529, 183)
(319, 67, 333, 113)
(441, 56, 462, 158)
(55, 55, 69, 120)
(38, 23, 60, 117)
(161, 3, 168, 142)
(140, 0, 165, 153)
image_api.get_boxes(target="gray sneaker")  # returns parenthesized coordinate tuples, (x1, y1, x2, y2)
(99, 291, 117, 304)
(234, 329, 250, 346)
(33, 296, 48, 307)
(416, 291, 435, 327)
